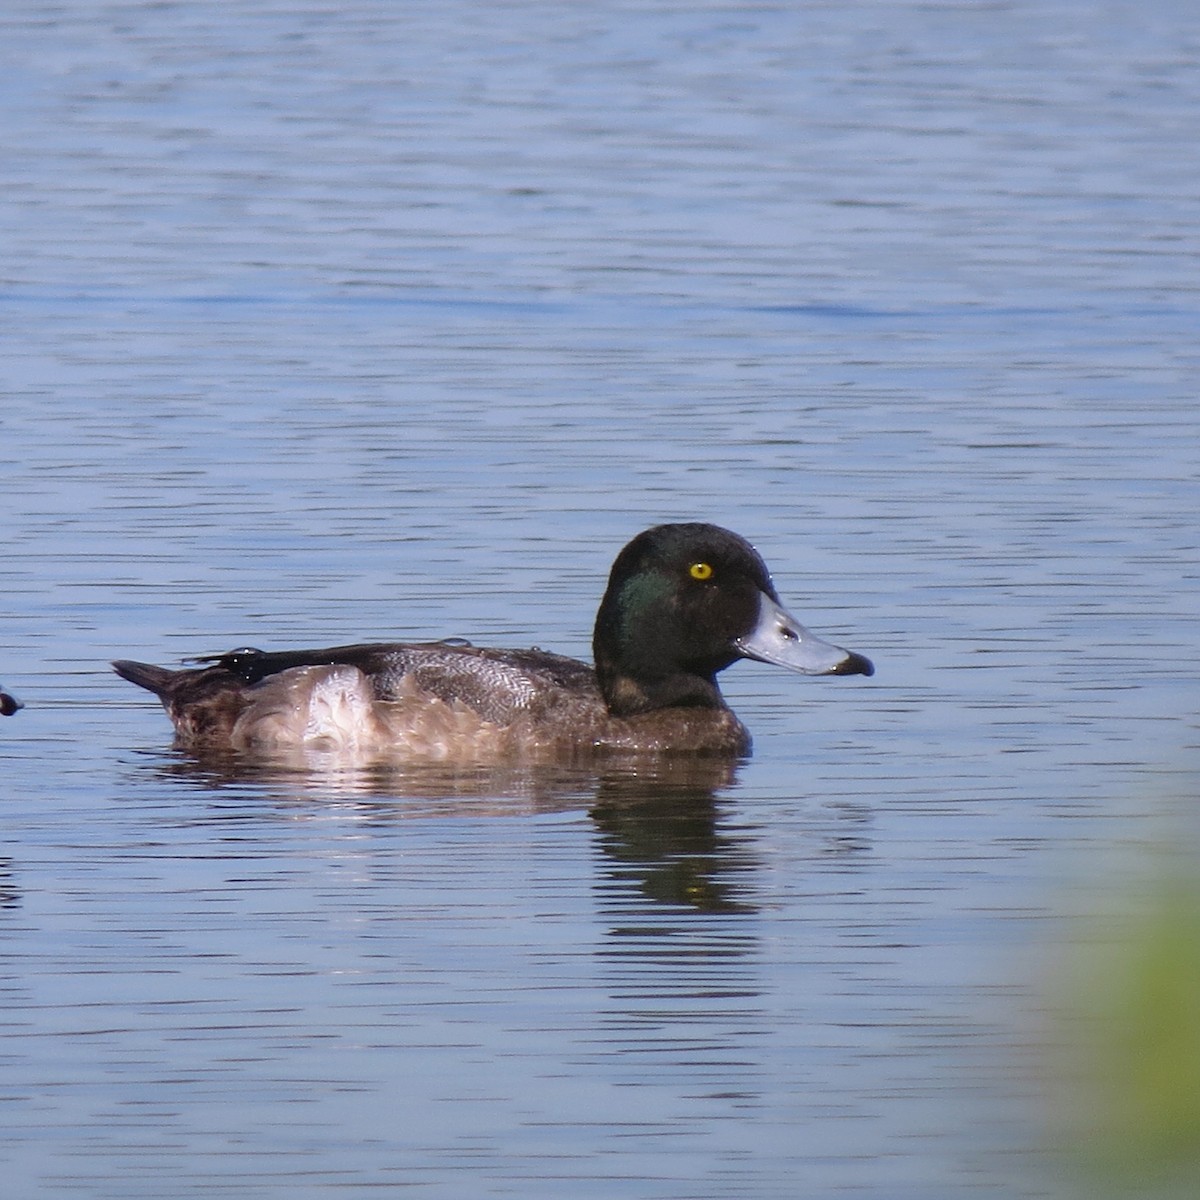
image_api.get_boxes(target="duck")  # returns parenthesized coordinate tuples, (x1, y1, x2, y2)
(0, 686, 21, 717)
(113, 523, 873, 759)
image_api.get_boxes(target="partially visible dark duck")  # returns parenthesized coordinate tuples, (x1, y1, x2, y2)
(114, 523, 872, 759)
(0, 686, 21, 717)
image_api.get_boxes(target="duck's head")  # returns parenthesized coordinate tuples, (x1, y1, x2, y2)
(593, 523, 873, 717)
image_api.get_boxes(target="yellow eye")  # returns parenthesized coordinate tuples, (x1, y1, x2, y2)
(689, 562, 714, 581)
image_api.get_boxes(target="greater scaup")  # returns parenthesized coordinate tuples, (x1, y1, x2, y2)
(0, 686, 21, 717)
(113, 523, 872, 759)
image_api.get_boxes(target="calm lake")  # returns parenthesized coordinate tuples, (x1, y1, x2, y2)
(2, 2, 1197, 1197)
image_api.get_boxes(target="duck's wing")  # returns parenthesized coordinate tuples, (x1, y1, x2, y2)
(193, 642, 597, 718)
(384, 643, 600, 723)
(114, 641, 601, 750)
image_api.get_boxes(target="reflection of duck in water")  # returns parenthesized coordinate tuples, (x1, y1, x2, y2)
(114, 524, 872, 760)
(0, 686, 22, 716)
(590, 764, 757, 912)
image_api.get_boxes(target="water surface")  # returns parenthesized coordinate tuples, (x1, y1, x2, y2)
(2, 2, 1197, 1197)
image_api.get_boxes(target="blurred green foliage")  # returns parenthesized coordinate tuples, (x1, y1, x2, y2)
(1055, 865, 1200, 1199)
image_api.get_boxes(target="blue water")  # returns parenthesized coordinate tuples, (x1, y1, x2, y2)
(2, 2, 1197, 1197)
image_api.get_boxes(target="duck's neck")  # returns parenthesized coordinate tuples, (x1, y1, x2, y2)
(595, 663, 727, 717)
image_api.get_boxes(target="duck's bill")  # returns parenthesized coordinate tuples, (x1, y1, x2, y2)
(735, 593, 874, 678)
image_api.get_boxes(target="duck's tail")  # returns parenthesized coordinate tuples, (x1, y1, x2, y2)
(112, 660, 177, 699)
